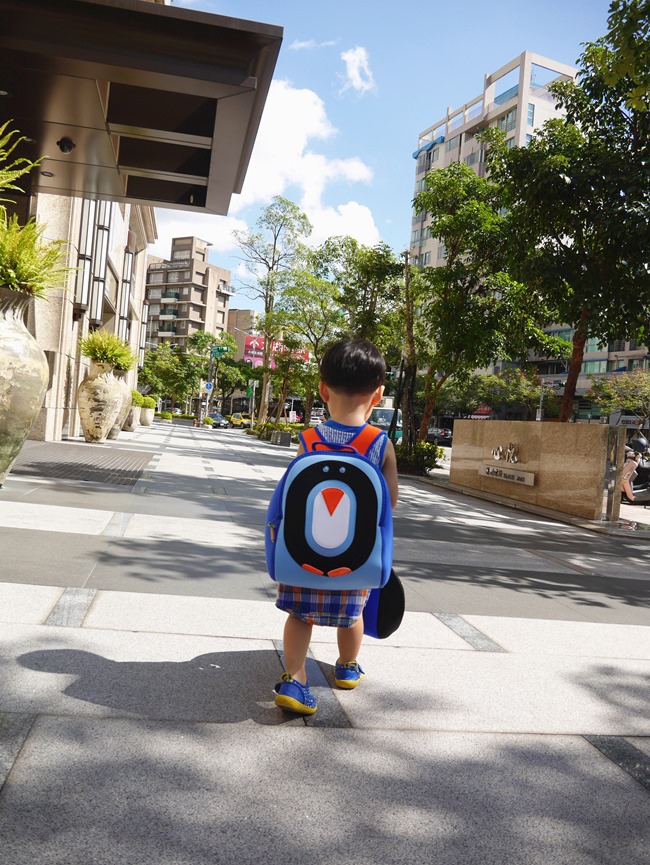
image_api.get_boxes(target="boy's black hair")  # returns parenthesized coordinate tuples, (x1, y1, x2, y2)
(320, 339, 386, 395)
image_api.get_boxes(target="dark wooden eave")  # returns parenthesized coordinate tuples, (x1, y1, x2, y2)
(0, 0, 282, 214)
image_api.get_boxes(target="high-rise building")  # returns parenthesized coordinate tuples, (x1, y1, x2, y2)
(145, 238, 233, 349)
(410, 51, 576, 269)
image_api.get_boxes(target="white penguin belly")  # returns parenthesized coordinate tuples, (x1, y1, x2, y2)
(312, 488, 351, 549)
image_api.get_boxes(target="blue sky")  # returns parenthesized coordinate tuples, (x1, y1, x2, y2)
(153, 0, 612, 309)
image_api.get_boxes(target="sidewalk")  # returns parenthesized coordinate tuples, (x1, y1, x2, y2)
(0, 423, 649, 864)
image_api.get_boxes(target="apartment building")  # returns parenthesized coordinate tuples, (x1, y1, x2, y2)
(411, 51, 576, 269)
(411, 51, 650, 413)
(145, 238, 233, 349)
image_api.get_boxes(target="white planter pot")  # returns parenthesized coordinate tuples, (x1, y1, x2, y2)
(0, 288, 49, 485)
(122, 404, 141, 431)
(77, 361, 122, 443)
(140, 407, 155, 426)
(107, 369, 132, 440)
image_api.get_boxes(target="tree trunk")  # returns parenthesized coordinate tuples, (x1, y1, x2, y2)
(559, 309, 589, 422)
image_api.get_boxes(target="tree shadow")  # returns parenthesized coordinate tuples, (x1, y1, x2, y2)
(0, 715, 648, 864)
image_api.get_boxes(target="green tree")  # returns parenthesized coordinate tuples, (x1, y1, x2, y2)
(215, 359, 249, 414)
(139, 343, 201, 409)
(484, 2, 650, 422)
(232, 197, 312, 421)
(589, 368, 650, 427)
(413, 160, 560, 438)
(276, 268, 346, 423)
(314, 237, 403, 349)
(596, 0, 650, 110)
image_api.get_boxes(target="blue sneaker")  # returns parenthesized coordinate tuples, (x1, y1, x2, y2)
(334, 661, 364, 690)
(274, 673, 318, 715)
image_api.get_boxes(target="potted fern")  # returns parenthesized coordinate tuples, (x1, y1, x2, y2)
(0, 121, 71, 483)
(77, 330, 132, 442)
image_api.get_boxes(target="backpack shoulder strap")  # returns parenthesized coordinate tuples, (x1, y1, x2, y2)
(300, 427, 330, 452)
(348, 424, 385, 457)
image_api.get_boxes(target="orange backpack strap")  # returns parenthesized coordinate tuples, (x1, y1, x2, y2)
(300, 427, 328, 452)
(300, 423, 384, 456)
(349, 424, 384, 456)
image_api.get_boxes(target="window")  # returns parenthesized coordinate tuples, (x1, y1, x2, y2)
(608, 340, 626, 352)
(148, 272, 164, 284)
(498, 108, 517, 132)
(172, 249, 191, 260)
(431, 147, 439, 163)
(585, 336, 607, 353)
(445, 135, 460, 152)
(628, 339, 638, 350)
(74, 198, 96, 309)
(437, 244, 447, 260)
(581, 360, 608, 374)
(506, 137, 515, 149)
(422, 251, 431, 266)
(525, 134, 533, 145)
(527, 103, 535, 126)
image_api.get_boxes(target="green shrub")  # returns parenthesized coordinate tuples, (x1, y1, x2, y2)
(141, 396, 156, 409)
(159, 411, 172, 420)
(130, 389, 144, 407)
(395, 441, 442, 475)
(203, 416, 214, 426)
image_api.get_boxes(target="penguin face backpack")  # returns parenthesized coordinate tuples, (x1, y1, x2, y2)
(265, 425, 393, 592)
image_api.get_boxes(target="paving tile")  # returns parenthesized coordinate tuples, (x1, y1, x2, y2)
(464, 616, 650, 659)
(0, 722, 648, 865)
(310, 643, 650, 735)
(0, 583, 63, 625)
(0, 500, 114, 535)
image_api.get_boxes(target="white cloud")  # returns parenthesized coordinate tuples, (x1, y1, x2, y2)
(289, 39, 337, 50)
(339, 46, 376, 95)
(232, 79, 379, 246)
(149, 211, 248, 260)
(152, 78, 381, 263)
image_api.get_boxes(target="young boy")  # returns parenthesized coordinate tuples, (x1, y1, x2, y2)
(274, 339, 399, 715)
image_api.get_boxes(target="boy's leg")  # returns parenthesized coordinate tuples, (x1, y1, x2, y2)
(336, 615, 364, 665)
(283, 613, 313, 685)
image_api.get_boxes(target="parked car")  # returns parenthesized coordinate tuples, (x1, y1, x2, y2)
(207, 412, 230, 429)
(426, 426, 453, 446)
(228, 411, 252, 428)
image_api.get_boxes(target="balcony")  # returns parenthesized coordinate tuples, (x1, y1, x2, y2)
(162, 291, 180, 300)
(158, 325, 177, 334)
(159, 309, 178, 319)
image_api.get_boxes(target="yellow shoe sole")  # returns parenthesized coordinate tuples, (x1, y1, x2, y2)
(274, 693, 318, 715)
(334, 674, 364, 690)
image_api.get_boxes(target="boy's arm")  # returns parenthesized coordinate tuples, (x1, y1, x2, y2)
(381, 439, 399, 508)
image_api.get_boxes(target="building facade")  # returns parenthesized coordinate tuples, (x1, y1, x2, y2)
(411, 51, 577, 269)
(145, 237, 233, 349)
(25, 193, 156, 442)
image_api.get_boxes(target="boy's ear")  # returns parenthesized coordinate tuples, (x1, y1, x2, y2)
(371, 385, 384, 406)
(318, 381, 330, 402)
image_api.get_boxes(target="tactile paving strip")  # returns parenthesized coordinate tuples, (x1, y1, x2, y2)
(9, 441, 155, 486)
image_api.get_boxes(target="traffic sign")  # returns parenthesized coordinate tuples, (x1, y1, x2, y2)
(211, 345, 231, 358)
(205, 382, 213, 391)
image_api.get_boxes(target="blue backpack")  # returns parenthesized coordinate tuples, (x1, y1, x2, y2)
(265, 425, 393, 591)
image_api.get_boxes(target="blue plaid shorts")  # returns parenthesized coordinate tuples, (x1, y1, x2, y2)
(276, 584, 370, 628)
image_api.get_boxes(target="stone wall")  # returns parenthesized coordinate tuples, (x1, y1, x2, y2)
(449, 420, 626, 522)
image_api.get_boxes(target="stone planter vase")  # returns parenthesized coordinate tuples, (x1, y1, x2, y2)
(77, 361, 122, 443)
(0, 287, 49, 485)
(122, 404, 141, 431)
(107, 369, 132, 440)
(140, 407, 155, 426)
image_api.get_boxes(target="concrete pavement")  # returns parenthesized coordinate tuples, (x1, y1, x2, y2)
(0, 422, 649, 864)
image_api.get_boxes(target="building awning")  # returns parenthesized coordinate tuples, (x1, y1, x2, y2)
(412, 136, 444, 159)
(0, 0, 282, 215)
